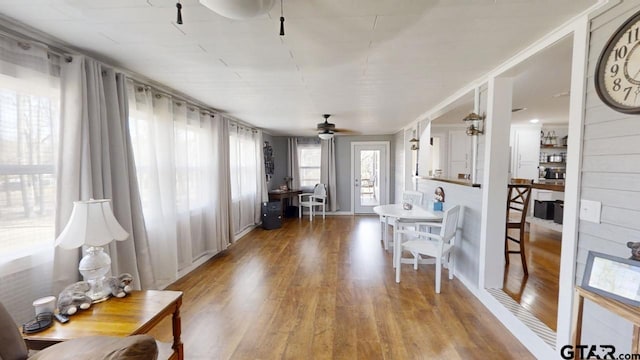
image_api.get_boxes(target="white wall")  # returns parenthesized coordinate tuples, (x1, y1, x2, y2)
(394, 130, 406, 203)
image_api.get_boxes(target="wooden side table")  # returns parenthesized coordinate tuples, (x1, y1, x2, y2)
(572, 286, 640, 359)
(22, 290, 183, 360)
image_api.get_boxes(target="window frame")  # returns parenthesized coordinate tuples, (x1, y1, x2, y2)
(297, 143, 321, 191)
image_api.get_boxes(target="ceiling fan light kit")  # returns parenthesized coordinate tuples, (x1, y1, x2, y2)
(199, 0, 275, 20)
(318, 130, 334, 140)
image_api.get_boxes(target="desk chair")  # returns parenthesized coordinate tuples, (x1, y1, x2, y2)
(505, 182, 532, 275)
(298, 184, 327, 221)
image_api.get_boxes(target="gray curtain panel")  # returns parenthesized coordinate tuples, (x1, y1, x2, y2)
(287, 137, 300, 205)
(321, 137, 339, 212)
(54, 56, 156, 293)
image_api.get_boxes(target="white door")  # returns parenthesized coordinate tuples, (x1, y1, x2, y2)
(352, 143, 388, 214)
(449, 130, 471, 178)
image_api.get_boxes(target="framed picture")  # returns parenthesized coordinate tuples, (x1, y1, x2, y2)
(582, 251, 640, 307)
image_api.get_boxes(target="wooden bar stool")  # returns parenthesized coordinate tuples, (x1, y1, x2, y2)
(505, 180, 532, 275)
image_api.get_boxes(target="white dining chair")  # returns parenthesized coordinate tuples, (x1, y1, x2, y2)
(298, 183, 327, 221)
(380, 190, 424, 250)
(395, 205, 461, 293)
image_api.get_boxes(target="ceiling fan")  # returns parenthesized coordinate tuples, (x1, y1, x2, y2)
(316, 114, 355, 139)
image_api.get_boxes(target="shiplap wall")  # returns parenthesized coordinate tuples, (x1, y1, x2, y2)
(394, 130, 405, 202)
(578, 1, 640, 351)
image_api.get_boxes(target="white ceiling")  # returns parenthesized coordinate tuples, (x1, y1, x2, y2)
(0, 0, 594, 136)
(433, 35, 574, 126)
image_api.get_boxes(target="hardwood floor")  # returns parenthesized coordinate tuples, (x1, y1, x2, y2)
(149, 216, 534, 359)
(503, 223, 562, 331)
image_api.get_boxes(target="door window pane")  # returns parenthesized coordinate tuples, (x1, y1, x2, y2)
(359, 150, 380, 206)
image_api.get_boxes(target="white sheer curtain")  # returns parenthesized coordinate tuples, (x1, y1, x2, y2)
(127, 81, 232, 288)
(228, 120, 264, 235)
(321, 137, 339, 211)
(54, 57, 155, 292)
(0, 37, 59, 323)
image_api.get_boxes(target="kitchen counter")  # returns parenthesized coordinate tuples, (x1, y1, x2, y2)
(531, 179, 564, 192)
(415, 176, 481, 188)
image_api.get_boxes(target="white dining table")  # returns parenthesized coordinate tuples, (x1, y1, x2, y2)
(373, 204, 444, 267)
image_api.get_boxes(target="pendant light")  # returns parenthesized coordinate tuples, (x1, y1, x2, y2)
(176, 1, 183, 24)
(279, 0, 285, 36)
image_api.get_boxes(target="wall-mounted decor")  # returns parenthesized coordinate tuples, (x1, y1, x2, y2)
(594, 8, 640, 114)
(581, 251, 640, 307)
(263, 141, 274, 181)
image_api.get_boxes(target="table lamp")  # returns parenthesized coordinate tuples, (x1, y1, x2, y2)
(55, 199, 129, 302)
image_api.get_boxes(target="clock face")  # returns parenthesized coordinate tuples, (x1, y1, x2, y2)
(595, 10, 640, 114)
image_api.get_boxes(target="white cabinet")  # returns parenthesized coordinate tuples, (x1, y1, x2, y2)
(511, 126, 540, 180)
(448, 130, 471, 177)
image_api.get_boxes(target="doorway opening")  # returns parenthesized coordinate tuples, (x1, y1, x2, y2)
(352, 142, 389, 214)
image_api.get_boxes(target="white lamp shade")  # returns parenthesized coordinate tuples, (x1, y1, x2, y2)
(199, 0, 275, 19)
(55, 199, 129, 249)
(318, 131, 334, 140)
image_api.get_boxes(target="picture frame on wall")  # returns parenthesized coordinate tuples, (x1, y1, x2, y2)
(581, 251, 640, 307)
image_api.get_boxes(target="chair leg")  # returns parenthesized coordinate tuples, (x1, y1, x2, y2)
(395, 242, 402, 283)
(309, 205, 313, 222)
(519, 227, 528, 275)
(435, 256, 442, 294)
(448, 249, 455, 280)
(322, 203, 325, 220)
(392, 228, 398, 268)
(413, 252, 418, 270)
(504, 233, 510, 265)
(299, 205, 302, 219)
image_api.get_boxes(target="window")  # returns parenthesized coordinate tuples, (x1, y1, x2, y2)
(0, 74, 59, 263)
(298, 144, 321, 189)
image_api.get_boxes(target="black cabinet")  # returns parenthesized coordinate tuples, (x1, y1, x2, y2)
(534, 200, 555, 220)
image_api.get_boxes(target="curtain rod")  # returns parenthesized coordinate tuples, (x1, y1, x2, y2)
(0, 27, 72, 62)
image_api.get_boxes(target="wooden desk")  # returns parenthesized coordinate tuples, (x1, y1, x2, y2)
(572, 286, 640, 359)
(268, 189, 302, 216)
(23, 290, 183, 360)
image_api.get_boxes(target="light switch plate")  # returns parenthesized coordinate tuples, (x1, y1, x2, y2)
(579, 199, 601, 224)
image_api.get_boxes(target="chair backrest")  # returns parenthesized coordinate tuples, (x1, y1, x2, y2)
(0, 302, 29, 360)
(314, 183, 327, 197)
(402, 191, 423, 206)
(507, 184, 532, 224)
(439, 205, 461, 243)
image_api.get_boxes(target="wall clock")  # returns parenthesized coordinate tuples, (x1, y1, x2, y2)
(595, 9, 640, 114)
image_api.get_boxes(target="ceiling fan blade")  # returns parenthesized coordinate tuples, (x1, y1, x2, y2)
(333, 128, 358, 135)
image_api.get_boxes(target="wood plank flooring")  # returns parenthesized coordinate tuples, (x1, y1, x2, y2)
(149, 216, 534, 359)
(503, 223, 562, 331)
